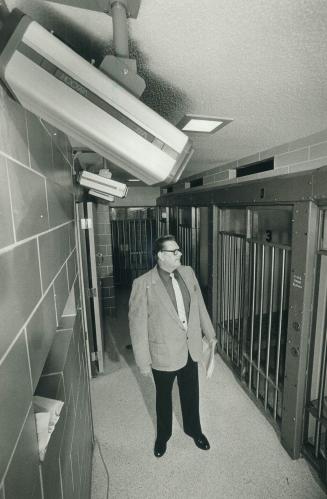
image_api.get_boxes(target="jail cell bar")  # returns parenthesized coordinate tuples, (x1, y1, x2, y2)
(217, 232, 246, 368)
(303, 208, 327, 478)
(175, 207, 200, 273)
(217, 231, 291, 425)
(243, 241, 290, 423)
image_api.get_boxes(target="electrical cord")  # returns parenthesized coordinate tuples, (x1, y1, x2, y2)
(95, 435, 110, 499)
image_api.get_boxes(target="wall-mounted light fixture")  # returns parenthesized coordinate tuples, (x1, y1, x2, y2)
(177, 114, 233, 134)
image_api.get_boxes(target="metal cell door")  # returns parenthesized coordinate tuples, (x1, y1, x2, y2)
(216, 206, 292, 426)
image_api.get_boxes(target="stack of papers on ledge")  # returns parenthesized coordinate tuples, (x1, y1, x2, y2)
(33, 396, 64, 461)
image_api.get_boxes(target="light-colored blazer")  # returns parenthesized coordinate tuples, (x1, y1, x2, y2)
(128, 265, 216, 372)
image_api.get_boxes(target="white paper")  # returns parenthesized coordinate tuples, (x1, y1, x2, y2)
(201, 338, 217, 378)
(33, 396, 64, 461)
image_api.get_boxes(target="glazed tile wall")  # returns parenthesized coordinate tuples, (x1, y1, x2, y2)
(0, 86, 93, 498)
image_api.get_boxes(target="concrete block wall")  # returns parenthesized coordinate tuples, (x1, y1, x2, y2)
(172, 128, 327, 191)
(0, 86, 93, 498)
(94, 203, 115, 315)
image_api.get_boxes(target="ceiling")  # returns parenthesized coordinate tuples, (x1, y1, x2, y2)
(4, 0, 327, 183)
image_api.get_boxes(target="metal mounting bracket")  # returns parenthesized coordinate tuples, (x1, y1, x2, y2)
(106, 0, 141, 19)
(100, 0, 145, 97)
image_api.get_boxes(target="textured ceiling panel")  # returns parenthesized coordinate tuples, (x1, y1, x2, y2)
(4, 0, 327, 180)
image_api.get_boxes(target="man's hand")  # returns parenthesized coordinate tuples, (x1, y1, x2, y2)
(140, 367, 151, 376)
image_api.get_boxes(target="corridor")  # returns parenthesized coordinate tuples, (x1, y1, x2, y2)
(90, 289, 326, 499)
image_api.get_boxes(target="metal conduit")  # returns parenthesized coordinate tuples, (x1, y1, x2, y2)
(129, 220, 132, 268)
(231, 237, 236, 362)
(229, 235, 232, 355)
(256, 245, 265, 399)
(188, 228, 191, 264)
(150, 219, 154, 266)
(220, 234, 224, 350)
(221, 234, 226, 350)
(224, 234, 228, 352)
(133, 219, 135, 268)
(116, 221, 121, 281)
(249, 242, 257, 390)
(236, 238, 243, 366)
(187, 227, 190, 265)
(274, 248, 286, 420)
(141, 220, 144, 268)
(264, 246, 275, 410)
(226, 235, 231, 356)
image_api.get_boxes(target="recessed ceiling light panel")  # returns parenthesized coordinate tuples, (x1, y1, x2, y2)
(177, 115, 233, 134)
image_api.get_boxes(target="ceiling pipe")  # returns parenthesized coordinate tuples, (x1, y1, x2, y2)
(100, 0, 145, 97)
(110, 1, 129, 59)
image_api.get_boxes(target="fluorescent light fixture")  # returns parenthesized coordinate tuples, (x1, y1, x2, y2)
(183, 119, 222, 132)
(78, 170, 128, 198)
(128, 179, 140, 182)
(89, 189, 115, 202)
(177, 115, 233, 134)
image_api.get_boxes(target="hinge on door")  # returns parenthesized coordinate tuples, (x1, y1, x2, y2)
(88, 288, 97, 298)
(91, 352, 98, 361)
(80, 218, 93, 229)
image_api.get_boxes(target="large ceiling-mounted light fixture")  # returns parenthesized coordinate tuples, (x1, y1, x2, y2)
(0, 3, 193, 186)
(177, 114, 233, 135)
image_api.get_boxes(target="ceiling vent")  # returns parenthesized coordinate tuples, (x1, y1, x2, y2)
(236, 158, 274, 178)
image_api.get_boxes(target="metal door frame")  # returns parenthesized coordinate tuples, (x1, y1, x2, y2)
(77, 202, 105, 374)
(87, 202, 105, 373)
(76, 203, 92, 379)
(212, 201, 319, 459)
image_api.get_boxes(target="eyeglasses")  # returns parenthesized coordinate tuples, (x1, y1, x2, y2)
(161, 248, 182, 256)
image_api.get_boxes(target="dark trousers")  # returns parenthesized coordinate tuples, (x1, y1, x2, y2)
(152, 353, 202, 443)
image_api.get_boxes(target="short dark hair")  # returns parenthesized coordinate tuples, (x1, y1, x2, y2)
(153, 234, 177, 255)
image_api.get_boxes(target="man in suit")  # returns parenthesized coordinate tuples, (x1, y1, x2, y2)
(129, 234, 216, 457)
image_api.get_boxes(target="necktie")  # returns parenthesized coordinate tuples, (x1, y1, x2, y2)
(170, 273, 188, 329)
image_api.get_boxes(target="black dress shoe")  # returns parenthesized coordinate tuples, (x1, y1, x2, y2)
(193, 434, 210, 450)
(154, 440, 167, 458)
